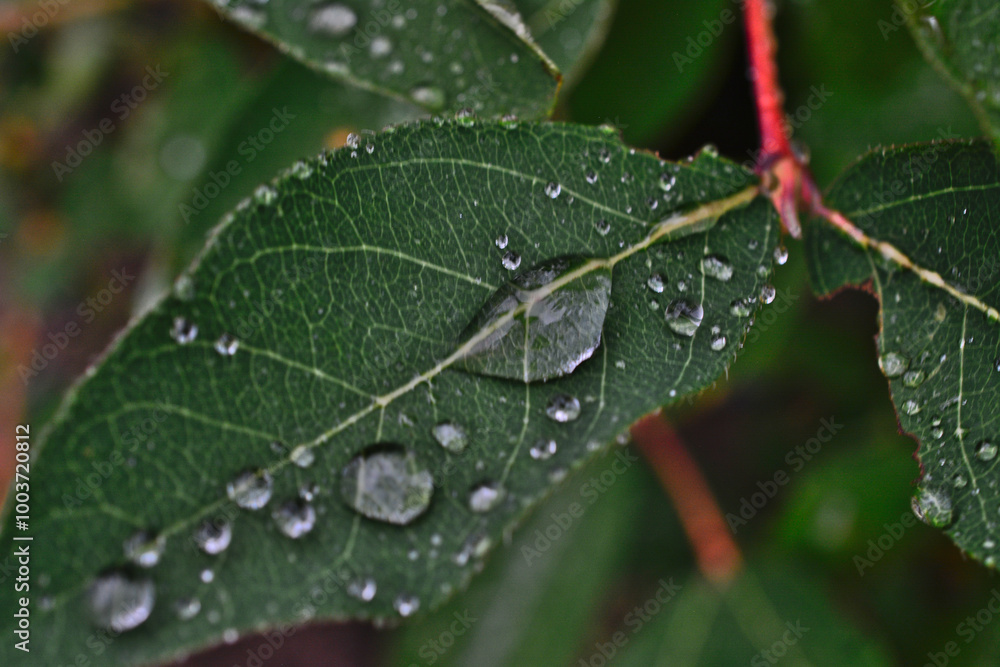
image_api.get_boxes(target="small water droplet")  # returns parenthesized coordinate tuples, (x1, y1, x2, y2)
(977, 441, 998, 462)
(585, 171, 598, 184)
(659, 173, 676, 191)
(226, 469, 274, 510)
(290, 445, 315, 468)
(501, 251, 521, 270)
(200, 568, 214, 583)
(700, 143, 719, 157)
(410, 86, 445, 110)
(495, 234, 508, 249)
(530, 438, 557, 460)
(902, 399, 921, 415)
(594, 219, 611, 235)
(911, 486, 953, 527)
(773, 246, 789, 265)
(123, 531, 165, 568)
(194, 520, 232, 555)
(710, 334, 727, 351)
(214, 333, 239, 356)
(88, 572, 155, 632)
(647, 273, 665, 293)
(340, 445, 433, 525)
(545, 394, 581, 422)
(468, 481, 505, 512)
(953, 473, 968, 489)
(308, 3, 356, 36)
(432, 422, 468, 453)
(932, 427, 945, 439)
(254, 185, 277, 205)
(903, 370, 925, 387)
(347, 577, 377, 602)
(289, 160, 313, 179)
(880, 352, 909, 378)
(174, 596, 201, 620)
(394, 594, 420, 617)
(344, 133, 360, 149)
(700, 255, 733, 282)
(545, 182, 562, 199)
(170, 317, 198, 344)
(664, 299, 704, 337)
(760, 284, 776, 304)
(730, 298, 753, 317)
(272, 500, 317, 539)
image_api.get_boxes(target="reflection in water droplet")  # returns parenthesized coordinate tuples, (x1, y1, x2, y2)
(647, 273, 665, 293)
(545, 394, 581, 422)
(545, 182, 562, 199)
(700, 255, 733, 282)
(308, 4, 357, 36)
(347, 577, 377, 602)
(214, 333, 239, 356)
(175, 597, 201, 620)
(170, 317, 198, 344)
(458, 257, 611, 383)
(194, 520, 232, 555)
(468, 481, 505, 512)
(272, 500, 317, 539)
(501, 251, 521, 271)
(911, 486, 953, 527)
(880, 352, 909, 378)
(394, 594, 420, 617)
(88, 572, 155, 632)
(432, 422, 468, 453)
(226, 469, 274, 510)
(290, 445, 315, 468)
(340, 445, 433, 525)
(977, 441, 998, 462)
(530, 438, 557, 460)
(123, 531, 165, 568)
(664, 299, 703, 337)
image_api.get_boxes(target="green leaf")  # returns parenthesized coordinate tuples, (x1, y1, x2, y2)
(518, 0, 617, 87)
(805, 139, 1000, 565)
(1, 121, 778, 666)
(903, 0, 1000, 146)
(206, 0, 562, 118)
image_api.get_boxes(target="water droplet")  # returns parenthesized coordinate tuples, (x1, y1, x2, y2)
(953, 473, 968, 489)
(903, 370, 925, 387)
(347, 577, 377, 602)
(344, 133, 360, 149)
(911, 486, 953, 527)
(214, 333, 239, 356)
(254, 185, 277, 205)
(760, 284, 776, 304)
(501, 251, 521, 270)
(700, 255, 733, 282)
(226, 469, 274, 510)
(902, 399, 921, 415)
(710, 334, 727, 351)
(773, 246, 789, 265)
(290, 445, 315, 468)
(700, 143, 719, 158)
(458, 257, 611, 382)
(495, 234, 508, 249)
(289, 160, 313, 180)
(123, 531, 165, 568)
(468, 481, 505, 512)
(340, 445, 433, 525)
(659, 173, 676, 191)
(431, 422, 468, 453)
(309, 3, 356, 36)
(880, 352, 909, 378)
(664, 299, 704, 337)
(730, 298, 754, 317)
(174, 596, 201, 620)
(370, 35, 392, 57)
(174, 275, 195, 301)
(932, 427, 945, 439)
(88, 572, 155, 632)
(594, 219, 611, 235)
(545, 394, 581, 422)
(994, 356, 1000, 372)
(394, 594, 420, 617)
(200, 568, 214, 583)
(977, 441, 998, 462)
(410, 86, 445, 110)
(647, 273, 665, 293)
(545, 182, 562, 199)
(585, 171, 598, 184)
(194, 520, 232, 555)
(170, 317, 198, 344)
(530, 438, 557, 460)
(272, 500, 316, 539)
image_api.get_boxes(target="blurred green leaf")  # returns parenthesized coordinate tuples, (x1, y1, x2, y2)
(519, 0, 617, 87)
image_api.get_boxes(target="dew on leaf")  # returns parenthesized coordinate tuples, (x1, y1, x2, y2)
(394, 594, 420, 617)
(545, 182, 562, 199)
(880, 352, 909, 378)
(227, 469, 274, 510)
(594, 219, 611, 235)
(457, 257, 611, 382)
(585, 171, 598, 184)
(647, 273, 665, 293)
(773, 246, 789, 265)
(410, 86, 445, 110)
(431, 422, 468, 453)
(664, 299, 704, 337)
(545, 394, 581, 422)
(730, 298, 754, 317)
(200, 569, 214, 584)
(308, 4, 357, 36)
(710, 334, 727, 351)
(214, 333, 239, 356)
(347, 577, 377, 602)
(194, 520, 232, 555)
(340, 445, 433, 525)
(468, 481, 505, 512)
(530, 438, 557, 460)
(88, 572, 155, 632)
(902, 400, 921, 415)
(123, 531, 165, 568)
(976, 441, 998, 462)
(903, 370, 925, 387)
(760, 284, 776, 304)
(700, 254, 733, 282)
(272, 500, 317, 539)
(953, 473, 968, 489)
(174, 597, 201, 621)
(501, 251, 521, 271)
(290, 445, 315, 468)
(170, 317, 198, 344)
(911, 487, 953, 527)
(495, 234, 508, 249)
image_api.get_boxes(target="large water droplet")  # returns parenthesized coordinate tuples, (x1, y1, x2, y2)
(664, 299, 704, 337)
(530, 438, 557, 460)
(977, 441, 998, 462)
(88, 572, 155, 632)
(309, 4, 357, 36)
(880, 352, 909, 378)
(170, 317, 198, 344)
(194, 520, 232, 555)
(123, 531, 165, 568)
(700, 255, 733, 282)
(760, 284, 776, 304)
(545, 394, 581, 422)
(341, 445, 433, 525)
(432, 422, 468, 453)
(347, 577, 377, 602)
(457, 257, 611, 382)
(226, 469, 274, 510)
(911, 486, 953, 527)
(272, 500, 316, 539)
(468, 481, 505, 512)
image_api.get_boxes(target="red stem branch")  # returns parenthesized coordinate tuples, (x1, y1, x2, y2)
(743, 0, 792, 161)
(631, 412, 742, 587)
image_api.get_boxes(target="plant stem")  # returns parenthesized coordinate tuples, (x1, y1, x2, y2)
(631, 412, 742, 587)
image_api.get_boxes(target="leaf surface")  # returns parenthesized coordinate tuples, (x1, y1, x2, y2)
(805, 139, 1000, 564)
(1, 121, 778, 666)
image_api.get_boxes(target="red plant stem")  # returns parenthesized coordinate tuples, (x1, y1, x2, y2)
(631, 412, 743, 587)
(743, 0, 792, 161)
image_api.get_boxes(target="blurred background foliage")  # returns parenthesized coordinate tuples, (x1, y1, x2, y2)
(0, 0, 996, 665)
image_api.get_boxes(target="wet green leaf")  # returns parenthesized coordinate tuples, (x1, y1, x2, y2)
(805, 139, 1000, 565)
(0, 121, 778, 666)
